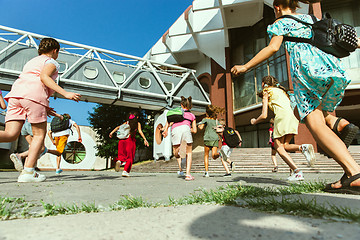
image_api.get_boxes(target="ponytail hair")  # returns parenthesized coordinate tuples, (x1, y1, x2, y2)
(180, 96, 193, 110)
(127, 112, 138, 135)
(258, 75, 288, 98)
(205, 105, 225, 119)
(273, 0, 321, 11)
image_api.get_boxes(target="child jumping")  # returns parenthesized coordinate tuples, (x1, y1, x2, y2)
(1, 38, 81, 182)
(251, 76, 316, 181)
(162, 96, 197, 181)
(197, 105, 225, 177)
(231, 0, 360, 191)
(109, 112, 149, 177)
(217, 119, 242, 177)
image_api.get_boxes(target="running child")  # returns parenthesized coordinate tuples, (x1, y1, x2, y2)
(231, 0, 360, 191)
(162, 96, 197, 181)
(217, 119, 242, 177)
(1, 37, 81, 182)
(197, 105, 225, 178)
(109, 112, 149, 177)
(251, 76, 316, 181)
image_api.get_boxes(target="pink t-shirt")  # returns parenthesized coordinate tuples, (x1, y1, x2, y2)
(172, 110, 196, 130)
(5, 55, 59, 107)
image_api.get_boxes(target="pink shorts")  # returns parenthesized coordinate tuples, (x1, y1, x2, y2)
(6, 98, 47, 124)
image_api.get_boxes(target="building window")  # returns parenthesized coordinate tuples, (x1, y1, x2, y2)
(62, 141, 86, 164)
(164, 82, 174, 92)
(139, 77, 151, 89)
(58, 61, 68, 74)
(113, 71, 126, 84)
(83, 66, 98, 79)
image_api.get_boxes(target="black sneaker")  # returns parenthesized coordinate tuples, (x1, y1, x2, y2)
(224, 173, 231, 177)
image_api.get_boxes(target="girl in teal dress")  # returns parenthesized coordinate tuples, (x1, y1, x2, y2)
(231, 0, 360, 193)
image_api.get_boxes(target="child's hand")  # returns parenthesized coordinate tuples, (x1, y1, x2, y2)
(231, 65, 248, 76)
(162, 130, 168, 138)
(46, 107, 57, 117)
(64, 92, 81, 102)
(144, 139, 149, 147)
(250, 118, 256, 125)
(109, 133, 113, 138)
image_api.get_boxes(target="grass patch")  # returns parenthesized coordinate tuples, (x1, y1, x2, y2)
(41, 201, 99, 216)
(110, 195, 151, 210)
(0, 196, 32, 220)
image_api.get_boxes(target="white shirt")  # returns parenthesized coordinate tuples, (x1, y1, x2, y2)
(52, 119, 75, 137)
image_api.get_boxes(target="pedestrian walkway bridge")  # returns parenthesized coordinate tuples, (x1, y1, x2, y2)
(0, 25, 210, 114)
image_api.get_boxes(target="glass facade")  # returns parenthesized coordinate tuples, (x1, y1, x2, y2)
(230, 5, 288, 147)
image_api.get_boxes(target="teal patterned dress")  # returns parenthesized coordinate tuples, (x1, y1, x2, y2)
(267, 14, 351, 121)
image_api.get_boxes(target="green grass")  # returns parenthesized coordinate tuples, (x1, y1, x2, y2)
(1, 181, 359, 223)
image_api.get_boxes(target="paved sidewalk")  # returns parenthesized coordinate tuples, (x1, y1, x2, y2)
(0, 171, 359, 240)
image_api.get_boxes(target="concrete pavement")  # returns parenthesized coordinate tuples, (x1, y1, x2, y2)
(0, 171, 359, 240)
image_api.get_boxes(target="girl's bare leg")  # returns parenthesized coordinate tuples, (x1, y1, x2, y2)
(271, 148, 278, 167)
(211, 146, 220, 160)
(204, 146, 210, 172)
(173, 145, 182, 171)
(185, 143, 193, 176)
(24, 122, 47, 168)
(0, 120, 23, 142)
(305, 109, 360, 187)
(274, 137, 299, 171)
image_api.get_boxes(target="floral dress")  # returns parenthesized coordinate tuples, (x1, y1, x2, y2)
(267, 14, 351, 121)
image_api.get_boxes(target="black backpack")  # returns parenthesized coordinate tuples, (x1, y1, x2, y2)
(279, 13, 358, 58)
(50, 115, 70, 132)
(223, 127, 240, 148)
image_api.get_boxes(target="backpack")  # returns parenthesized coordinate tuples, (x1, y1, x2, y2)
(279, 13, 358, 58)
(223, 127, 240, 148)
(166, 107, 191, 123)
(50, 115, 71, 133)
(117, 123, 130, 139)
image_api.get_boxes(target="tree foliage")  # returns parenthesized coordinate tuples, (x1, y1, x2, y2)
(88, 104, 154, 159)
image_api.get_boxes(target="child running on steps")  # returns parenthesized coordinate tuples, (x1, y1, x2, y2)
(162, 96, 197, 181)
(197, 105, 225, 178)
(231, 0, 360, 192)
(109, 112, 149, 177)
(217, 119, 242, 177)
(1, 38, 81, 182)
(251, 76, 316, 181)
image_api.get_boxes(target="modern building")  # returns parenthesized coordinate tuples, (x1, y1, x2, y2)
(144, 0, 360, 151)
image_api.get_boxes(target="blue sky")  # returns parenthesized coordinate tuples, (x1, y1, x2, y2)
(0, 0, 193, 125)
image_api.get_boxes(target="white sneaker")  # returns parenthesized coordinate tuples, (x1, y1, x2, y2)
(177, 171, 185, 177)
(18, 170, 46, 183)
(122, 171, 130, 177)
(10, 153, 23, 172)
(203, 172, 210, 178)
(301, 144, 316, 167)
(287, 170, 304, 181)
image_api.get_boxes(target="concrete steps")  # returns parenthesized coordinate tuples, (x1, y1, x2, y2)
(133, 148, 360, 174)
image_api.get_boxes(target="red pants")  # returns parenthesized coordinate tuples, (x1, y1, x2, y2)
(115, 136, 136, 173)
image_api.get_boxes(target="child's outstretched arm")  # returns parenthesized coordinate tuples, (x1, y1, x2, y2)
(40, 63, 81, 102)
(72, 122, 82, 143)
(251, 92, 269, 125)
(137, 122, 149, 147)
(0, 90, 6, 109)
(231, 35, 283, 75)
(47, 130, 55, 146)
(109, 126, 120, 138)
(235, 130, 242, 147)
(162, 121, 173, 138)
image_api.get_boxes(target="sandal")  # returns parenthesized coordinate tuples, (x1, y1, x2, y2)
(272, 166, 278, 172)
(325, 173, 360, 195)
(185, 175, 195, 181)
(332, 117, 359, 148)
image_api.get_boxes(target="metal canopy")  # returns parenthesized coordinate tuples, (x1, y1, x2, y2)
(0, 25, 211, 114)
